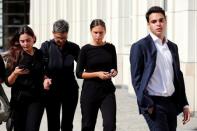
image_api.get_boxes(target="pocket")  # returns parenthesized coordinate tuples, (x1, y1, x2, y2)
(148, 106, 156, 120)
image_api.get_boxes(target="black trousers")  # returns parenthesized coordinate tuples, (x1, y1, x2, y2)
(44, 95, 61, 131)
(143, 96, 177, 131)
(61, 89, 78, 131)
(44, 89, 78, 131)
(13, 98, 44, 131)
(81, 92, 116, 131)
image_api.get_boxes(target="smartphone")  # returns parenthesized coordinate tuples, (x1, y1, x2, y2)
(18, 65, 28, 69)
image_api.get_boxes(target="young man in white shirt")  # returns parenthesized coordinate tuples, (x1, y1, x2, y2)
(130, 6, 190, 131)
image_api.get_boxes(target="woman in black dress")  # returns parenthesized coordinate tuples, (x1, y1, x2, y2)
(76, 19, 118, 131)
(4, 25, 44, 131)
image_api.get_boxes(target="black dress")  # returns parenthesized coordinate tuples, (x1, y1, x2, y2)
(5, 48, 44, 131)
(76, 43, 117, 131)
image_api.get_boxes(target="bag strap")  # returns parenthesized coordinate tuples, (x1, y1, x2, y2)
(0, 84, 9, 104)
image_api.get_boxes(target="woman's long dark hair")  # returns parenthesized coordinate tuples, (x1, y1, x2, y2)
(3, 25, 36, 71)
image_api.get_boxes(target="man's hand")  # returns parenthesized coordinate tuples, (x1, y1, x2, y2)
(183, 106, 190, 125)
(148, 106, 154, 115)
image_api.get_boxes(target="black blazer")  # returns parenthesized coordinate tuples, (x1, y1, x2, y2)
(130, 35, 188, 115)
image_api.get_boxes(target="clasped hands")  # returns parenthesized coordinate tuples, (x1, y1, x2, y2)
(43, 77, 52, 90)
(97, 69, 117, 80)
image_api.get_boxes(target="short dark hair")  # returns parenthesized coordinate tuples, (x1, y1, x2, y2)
(146, 6, 166, 23)
(53, 19, 69, 33)
(90, 19, 106, 31)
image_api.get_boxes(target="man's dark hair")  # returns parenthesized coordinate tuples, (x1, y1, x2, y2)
(146, 6, 166, 23)
(53, 19, 69, 33)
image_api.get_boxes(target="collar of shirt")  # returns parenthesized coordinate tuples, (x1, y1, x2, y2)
(149, 32, 169, 52)
(149, 32, 168, 45)
(147, 32, 175, 97)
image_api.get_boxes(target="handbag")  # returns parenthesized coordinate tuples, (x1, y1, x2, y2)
(6, 110, 14, 131)
(0, 84, 10, 124)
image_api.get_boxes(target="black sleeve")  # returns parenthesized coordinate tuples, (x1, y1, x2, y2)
(40, 41, 49, 64)
(40, 41, 51, 76)
(111, 44, 117, 71)
(130, 43, 144, 92)
(73, 44, 80, 62)
(0, 55, 5, 82)
(130, 43, 154, 113)
(174, 45, 189, 107)
(76, 46, 86, 78)
(4, 69, 12, 87)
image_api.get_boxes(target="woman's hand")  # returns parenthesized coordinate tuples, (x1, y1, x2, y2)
(81, 70, 117, 80)
(43, 78, 52, 90)
(7, 67, 30, 85)
(13, 66, 30, 76)
(109, 69, 118, 77)
(97, 71, 111, 80)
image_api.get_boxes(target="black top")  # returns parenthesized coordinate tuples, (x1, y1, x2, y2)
(6, 48, 44, 99)
(40, 40, 80, 88)
(76, 43, 117, 92)
(76, 43, 117, 80)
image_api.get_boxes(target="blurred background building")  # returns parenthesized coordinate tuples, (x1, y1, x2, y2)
(0, 0, 29, 49)
(0, 0, 196, 115)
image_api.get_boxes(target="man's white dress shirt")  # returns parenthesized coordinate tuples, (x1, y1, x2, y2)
(147, 33, 175, 97)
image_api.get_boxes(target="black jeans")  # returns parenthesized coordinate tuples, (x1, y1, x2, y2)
(44, 94, 61, 131)
(44, 89, 78, 131)
(143, 96, 177, 131)
(61, 89, 78, 131)
(81, 93, 116, 131)
(13, 98, 44, 131)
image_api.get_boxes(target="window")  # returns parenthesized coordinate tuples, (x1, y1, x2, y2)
(0, 0, 3, 48)
(3, 0, 30, 49)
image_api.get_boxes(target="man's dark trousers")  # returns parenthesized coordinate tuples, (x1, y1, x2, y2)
(143, 96, 177, 131)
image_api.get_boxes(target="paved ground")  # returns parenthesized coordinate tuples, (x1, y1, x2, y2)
(0, 84, 197, 131)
